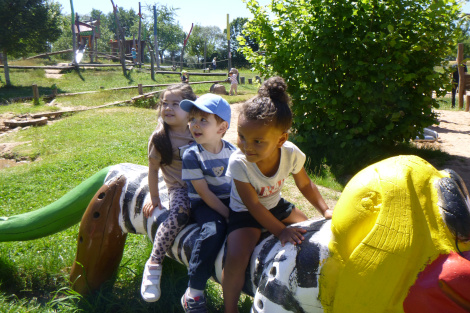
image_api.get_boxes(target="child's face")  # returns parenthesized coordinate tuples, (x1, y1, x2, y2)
(189, 112, 227, 146)
(161, 91, 189, 127)
(236, 115, 288, 164)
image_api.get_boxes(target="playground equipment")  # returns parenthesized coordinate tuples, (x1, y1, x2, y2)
(0, 155, 469, 312)
(73, 17, 100, 64)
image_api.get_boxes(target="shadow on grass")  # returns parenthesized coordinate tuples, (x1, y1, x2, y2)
(0, 85, 67, 103)
(304, 141, 451, 186)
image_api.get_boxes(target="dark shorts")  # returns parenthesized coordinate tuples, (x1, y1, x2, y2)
(227, 198, 294, 234)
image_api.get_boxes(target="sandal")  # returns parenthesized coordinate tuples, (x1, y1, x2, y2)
(141, 259, 163, 302)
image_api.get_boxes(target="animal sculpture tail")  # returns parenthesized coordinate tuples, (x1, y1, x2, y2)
(0, 167, 110, 242)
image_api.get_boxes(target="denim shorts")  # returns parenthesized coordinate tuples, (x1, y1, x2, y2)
(227, 198, 294, 234)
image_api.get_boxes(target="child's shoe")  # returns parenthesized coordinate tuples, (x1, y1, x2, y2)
(140, 259, 162, 302)
(181, 293, 207, 313)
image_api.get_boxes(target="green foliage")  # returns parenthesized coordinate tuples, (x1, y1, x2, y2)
(0, 0, 62, 57)
(132, 95, 159, 109)
(241, 0, 461, 174)
(186, 25, 226, 63)
(144, 4, 185, 62)
(227, 17, 258, 68)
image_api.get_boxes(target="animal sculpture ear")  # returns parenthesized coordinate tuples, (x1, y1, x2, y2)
(437, 170, 470, 241)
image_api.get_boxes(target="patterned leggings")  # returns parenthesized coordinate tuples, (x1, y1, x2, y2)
(150, 187, 190, 264)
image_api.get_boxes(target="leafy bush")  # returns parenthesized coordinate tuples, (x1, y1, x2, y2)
(240, 0, 461, 173)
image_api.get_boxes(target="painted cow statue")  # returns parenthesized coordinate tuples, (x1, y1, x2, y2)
(1, 155, 469, 312)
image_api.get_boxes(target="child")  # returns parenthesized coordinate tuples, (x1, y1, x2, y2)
(222, 77, 333, 313)
(140, 83, 197, 302)
(131, 47, 137, 64)
(180, 94, 237, 312)
(181, 70, 189, 83)
(229, 70, 238, 96)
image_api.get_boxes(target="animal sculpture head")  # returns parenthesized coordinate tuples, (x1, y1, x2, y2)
(320, 155, 470, 313)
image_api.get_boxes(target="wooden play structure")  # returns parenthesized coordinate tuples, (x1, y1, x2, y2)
(74, 16, 100, 63)
(456, 43, 470, 111)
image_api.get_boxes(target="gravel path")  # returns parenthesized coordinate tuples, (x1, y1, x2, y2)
(429, 109, 470, 189)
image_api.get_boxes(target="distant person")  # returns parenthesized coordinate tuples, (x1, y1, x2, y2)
(228, 70, 238, 96)
(452, 63, 467, 108)
(181, 70, 189, 83)
(212, 57, 217, 70)
(131, 47, 137, 65)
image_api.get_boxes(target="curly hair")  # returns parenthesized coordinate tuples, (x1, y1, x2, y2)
(241, 76, 292, 132)
(151, 84, 196, 165)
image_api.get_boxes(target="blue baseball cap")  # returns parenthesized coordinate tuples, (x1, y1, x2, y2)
(180, 93, 231, 128)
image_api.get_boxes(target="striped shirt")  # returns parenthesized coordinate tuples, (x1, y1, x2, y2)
(182, 140, 237, 206)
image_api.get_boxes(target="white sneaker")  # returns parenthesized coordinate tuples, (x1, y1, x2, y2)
(141, 260, 162, 302)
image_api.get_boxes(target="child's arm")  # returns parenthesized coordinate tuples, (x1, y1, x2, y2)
(191, 179, 230, 219)
(143, 157, 163, 218)
(234, 179, 306, 246)
(292, 168, 333, 219)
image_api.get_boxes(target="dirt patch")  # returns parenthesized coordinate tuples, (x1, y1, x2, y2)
(0, 142, 32, 169)
(428, 109, 470, 189)
(44, 63, 69, 79)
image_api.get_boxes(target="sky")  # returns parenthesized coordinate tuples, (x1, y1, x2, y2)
(56, 0, 271, 32)
(55, 0, 470, 34)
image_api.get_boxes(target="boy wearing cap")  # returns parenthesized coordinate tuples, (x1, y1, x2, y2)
(180, 94, 236, 312)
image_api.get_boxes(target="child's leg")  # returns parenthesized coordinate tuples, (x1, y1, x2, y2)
(142, 188, 190, 302)
(150, 188, 190, 263)
(234, 83, 238, 95)
(281, 206, 308, 225)
(187, 202, 228, 293)
(222, 227, 261, 313)
(230, 84, 234, 95)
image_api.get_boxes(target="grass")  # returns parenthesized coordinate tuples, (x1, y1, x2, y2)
(0, 59, 459, 312)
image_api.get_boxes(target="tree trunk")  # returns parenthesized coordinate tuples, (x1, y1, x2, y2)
(3, 49, 11, 86)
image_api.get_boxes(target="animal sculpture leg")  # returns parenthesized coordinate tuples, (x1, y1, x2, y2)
(70, 175, 128, 295)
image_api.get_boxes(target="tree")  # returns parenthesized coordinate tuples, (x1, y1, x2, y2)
(241, 0, 461, 172)
(0, 0, 62, 86)
(186, 25, 225, 64)
(145, 4, 184, 63)
(227, 17, 257, 68)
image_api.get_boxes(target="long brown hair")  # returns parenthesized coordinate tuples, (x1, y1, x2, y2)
(151, 84, 196, 165)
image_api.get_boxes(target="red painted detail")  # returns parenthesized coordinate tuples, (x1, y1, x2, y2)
(404, 251, 470, 313)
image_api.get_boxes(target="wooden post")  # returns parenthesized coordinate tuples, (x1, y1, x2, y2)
(204, 41, 207, 71)
(91, 23, 95, 63)
(458, 43, 465, 109)
(111, 0, 127, 76)
(137, 2, 142, 67)
(71, 3, 77, 65)
(248, 78, 252, 84)
(95, 15, 100, 62)
(138, 84, 143, 95)
(150, 46, 155, 80)
(32, 84, 40, 104)
(227, 14, 231, 71)
(466, 95, 470, 112)
(240, 77, 245, 84)
(180, 36, 185, 72)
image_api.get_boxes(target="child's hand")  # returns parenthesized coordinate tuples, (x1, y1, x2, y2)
(278, 227, 307, 246)
(323, 208, 334, 219)
(143, 198, 162, 218)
